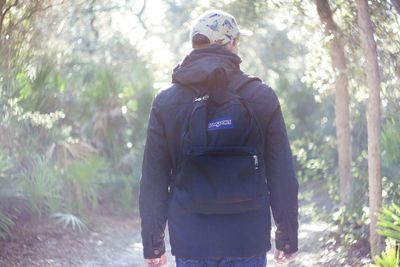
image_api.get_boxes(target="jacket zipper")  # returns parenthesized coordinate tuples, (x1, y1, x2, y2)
(253, 155, 259, 170)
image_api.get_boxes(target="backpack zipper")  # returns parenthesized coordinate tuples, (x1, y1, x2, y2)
(253, 155, 259, 170)
(193, 94, 209, 102)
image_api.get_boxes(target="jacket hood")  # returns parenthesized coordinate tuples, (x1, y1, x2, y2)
(172, 45, 243, 91)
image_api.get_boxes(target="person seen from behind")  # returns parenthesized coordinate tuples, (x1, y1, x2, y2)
(139, 10, 299, 267)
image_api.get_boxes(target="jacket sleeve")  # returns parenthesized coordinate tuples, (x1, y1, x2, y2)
(264, 91, 299, 254)
(139, 95, 172, 259)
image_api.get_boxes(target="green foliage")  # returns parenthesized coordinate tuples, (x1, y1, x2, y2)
(292, 134, 336, 183)
(1, 97, 66, 168)
(16, 60, 65, 113)
(371, 243, 399, 267)
(372, 204, 400, 266)
(83, 66, 119, 102)
(0, 0, 152, 241)
(382, 121, 400, 166)
(332, 206, 370, 245)
(21, 157, 61, 217)
(51, 213, 87, 232)
(377, 203, 400, 242)
(63, 155, 107, 214)
(382, 121, 400, 201)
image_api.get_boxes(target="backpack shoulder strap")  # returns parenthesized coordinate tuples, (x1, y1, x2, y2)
(229, 73, 262, 94)
(229, 74, 265, 152)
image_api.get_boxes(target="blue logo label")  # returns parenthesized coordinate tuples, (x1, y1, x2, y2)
(208, 116, 234, 131)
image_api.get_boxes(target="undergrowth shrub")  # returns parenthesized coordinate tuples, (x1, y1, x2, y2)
(21, 156, 61, 217)
(100, 174, 135, 213)
(371, 203, 400, 267)
(0, 147, 16, 239)
(331, 206, 370, 246)
(62, 155, 107, 215)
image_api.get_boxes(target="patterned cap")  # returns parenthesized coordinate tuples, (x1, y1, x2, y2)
(190, 10, 251, 45)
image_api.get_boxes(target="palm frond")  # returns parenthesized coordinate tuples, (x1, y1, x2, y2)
(371, 243, 399, 267)
(51, 212, 87, 232)
(0, 211, 15, 239)
(0, 146, 12, 179)
(46, 140, 96, 167)
(21, 157, 61, 216)
(378, 203, 400, 241)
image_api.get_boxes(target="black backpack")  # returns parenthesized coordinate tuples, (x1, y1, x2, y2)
(174, 81, 268, 214)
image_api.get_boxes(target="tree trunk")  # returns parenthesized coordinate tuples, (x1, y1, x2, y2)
(315, 0, 352, 204)
(356, 0, 383, 257)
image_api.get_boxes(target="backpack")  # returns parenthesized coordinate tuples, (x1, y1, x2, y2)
(174, 81, 268, 214)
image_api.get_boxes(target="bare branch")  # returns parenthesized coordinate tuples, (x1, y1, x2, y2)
(0, 0, 19, 36)
(11, 1, 65, 32)
(88, 0, 98, 53)
(1, 0, 19, 17)
(137, 0, 147, 31)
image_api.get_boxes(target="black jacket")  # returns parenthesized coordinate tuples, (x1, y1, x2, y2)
(139, 45, 299, 259)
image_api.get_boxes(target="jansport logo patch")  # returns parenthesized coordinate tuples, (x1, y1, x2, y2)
(208, 116, 234, 131)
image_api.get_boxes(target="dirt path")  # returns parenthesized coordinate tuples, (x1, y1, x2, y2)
(0, 214, 335, 267)
(0, 183, 370, 266)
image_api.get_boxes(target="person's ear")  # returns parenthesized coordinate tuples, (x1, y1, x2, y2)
(229, 39, 236, 49)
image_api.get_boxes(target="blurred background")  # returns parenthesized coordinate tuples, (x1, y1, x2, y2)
(0, 0, 399, 266)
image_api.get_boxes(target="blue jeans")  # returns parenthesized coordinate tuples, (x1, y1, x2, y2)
(175, 255, 267, 267)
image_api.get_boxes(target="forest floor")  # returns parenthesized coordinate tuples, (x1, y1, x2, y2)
(0, 181, 372, 267)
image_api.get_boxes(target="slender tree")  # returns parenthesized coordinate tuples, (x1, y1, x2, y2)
(315, 0, 352, 204)
(356, 0, 383, 256)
